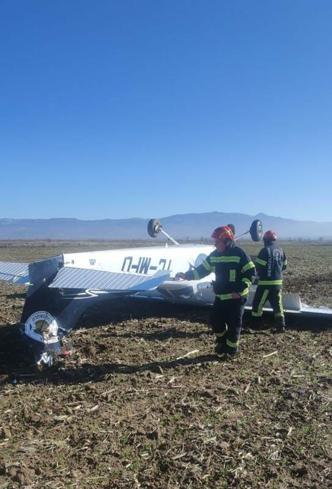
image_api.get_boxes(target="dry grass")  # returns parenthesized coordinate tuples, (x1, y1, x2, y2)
(0, 241, 331, 488)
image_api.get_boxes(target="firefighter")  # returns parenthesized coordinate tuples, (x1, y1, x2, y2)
(176, 226, 255, 356)
(251, 230, 287, 332)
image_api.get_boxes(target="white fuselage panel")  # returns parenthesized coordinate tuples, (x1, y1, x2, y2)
(63, 245, 214, 280)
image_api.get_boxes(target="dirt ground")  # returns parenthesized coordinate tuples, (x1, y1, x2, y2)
(0, 241, 331, 488)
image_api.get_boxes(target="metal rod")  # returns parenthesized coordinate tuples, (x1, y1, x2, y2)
(234, 230, 249, 241)
(159, 228, 180, 246)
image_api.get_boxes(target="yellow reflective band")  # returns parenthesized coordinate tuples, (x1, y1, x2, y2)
(216, 331, 226, 338)
(242, 261, 255, 273)
(193, 270, 201, 280)
(229, 269, 236, 282)
(202, 260, 212, 272)
(239, 287, 249, 296)
(277, 290, 284, 315)
(252, 311, 263, 317)
(242, 277, 252, 286)
(216, 293, 233, 300)
(284, 259, 288, 266)
(256, 289, 269, 316)
(256, 257, 267, 266)
(258, 280, 283, 286)
(275, 312, 285, 318)
(210, 256, 241, 263)
(226, 338, 239, 348)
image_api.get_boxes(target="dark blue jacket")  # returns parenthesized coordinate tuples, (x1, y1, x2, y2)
(185, 244, 255, 300)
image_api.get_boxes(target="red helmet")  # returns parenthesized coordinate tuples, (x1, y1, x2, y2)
(211, 225, 234, 241)
(263, 230, 277, 241)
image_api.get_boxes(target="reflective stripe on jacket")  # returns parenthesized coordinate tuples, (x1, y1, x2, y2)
(255, 243, 287, 286)
(185, 244, 255, 300)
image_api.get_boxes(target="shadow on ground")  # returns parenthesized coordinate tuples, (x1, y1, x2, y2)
(0, 298, 330, 386)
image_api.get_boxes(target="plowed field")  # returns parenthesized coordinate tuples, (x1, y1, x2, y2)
(0, 241, 331, 489)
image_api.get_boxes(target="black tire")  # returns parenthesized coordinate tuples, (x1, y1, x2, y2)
(249, 219, 263, 241)
(147, 219, 162, 238)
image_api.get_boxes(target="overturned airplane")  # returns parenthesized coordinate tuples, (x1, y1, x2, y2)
(0, 219, 331, 366)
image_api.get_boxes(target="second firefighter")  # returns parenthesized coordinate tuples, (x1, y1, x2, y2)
(251, 230, 287, 332)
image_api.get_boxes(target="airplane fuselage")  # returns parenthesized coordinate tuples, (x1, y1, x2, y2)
(62, 244, 213, 278)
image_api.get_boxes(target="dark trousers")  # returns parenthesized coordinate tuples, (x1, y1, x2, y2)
(252, 286, 285, 324)
(210, 298, 245, 352)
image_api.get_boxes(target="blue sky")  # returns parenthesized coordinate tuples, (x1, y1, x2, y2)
(1, 0, 331, 222)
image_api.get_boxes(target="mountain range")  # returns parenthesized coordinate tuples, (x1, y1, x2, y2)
(0, 212, 331, 240)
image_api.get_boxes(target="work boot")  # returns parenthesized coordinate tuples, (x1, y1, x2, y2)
(247, 315, 262, 332)
(215, 346, 238, 360)
(214, 340, 226, 355)
(224, 345, 238, 356)
(216, 338, 239, 357)
(272, 319, 286, 334)
(273, 325, 285, 334)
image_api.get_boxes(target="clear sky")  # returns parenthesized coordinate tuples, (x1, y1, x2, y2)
(1, 0, 331, 222)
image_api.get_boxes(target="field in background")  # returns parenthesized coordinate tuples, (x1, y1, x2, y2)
(0, 241, 331, 488)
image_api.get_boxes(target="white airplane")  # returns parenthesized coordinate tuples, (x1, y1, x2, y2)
(0, 218, 331, 367)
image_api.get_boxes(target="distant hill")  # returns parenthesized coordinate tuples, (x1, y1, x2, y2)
(0, 213, 331, 240)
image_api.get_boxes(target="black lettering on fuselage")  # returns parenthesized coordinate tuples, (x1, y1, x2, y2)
(121, 256, 132, 272)
(121, 256, 172, 275)
(139, 257, 151, 274)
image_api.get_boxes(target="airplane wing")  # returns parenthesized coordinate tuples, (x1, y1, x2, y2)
(0, 256, 169, 292)
(48, 267, 170, 292)
(0, 261, 30, 285)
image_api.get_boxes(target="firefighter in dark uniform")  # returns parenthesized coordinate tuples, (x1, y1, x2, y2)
(176, 226, 256, 355)
(251, 230, 287, 332)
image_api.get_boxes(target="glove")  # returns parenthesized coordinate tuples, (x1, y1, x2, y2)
(175, 272, 187, 280)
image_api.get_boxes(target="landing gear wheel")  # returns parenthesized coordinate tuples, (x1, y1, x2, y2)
(147, 219, 162, 238)
(249, 219, 263, 241)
